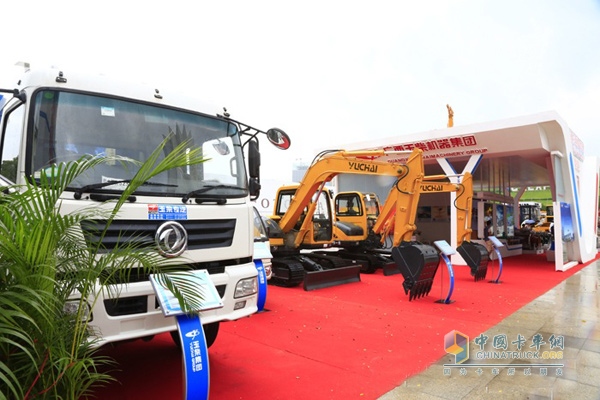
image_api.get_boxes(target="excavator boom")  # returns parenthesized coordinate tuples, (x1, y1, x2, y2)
(276, 149, 416, 233)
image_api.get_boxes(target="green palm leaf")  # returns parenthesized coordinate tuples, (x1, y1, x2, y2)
(0, 131, 209, 399)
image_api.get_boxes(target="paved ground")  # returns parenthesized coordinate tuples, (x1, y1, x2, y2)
(379, 260, 600, 399)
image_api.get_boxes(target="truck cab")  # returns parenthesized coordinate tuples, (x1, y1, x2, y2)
(0, 67, 288, 347)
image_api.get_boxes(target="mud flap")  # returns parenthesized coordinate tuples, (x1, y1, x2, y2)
(456, 241, 489, 281)
(303, 265, 362, 291)
(391, 241, 440, 301)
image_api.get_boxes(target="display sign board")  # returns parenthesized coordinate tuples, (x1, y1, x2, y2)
(150, 270, 224, 316)
(488, 236, 504, 248)
(434, 240, 456, 256)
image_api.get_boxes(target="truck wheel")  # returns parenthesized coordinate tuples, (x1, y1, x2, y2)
(202, 322, 220, 348)
(170, 321, 220, 349)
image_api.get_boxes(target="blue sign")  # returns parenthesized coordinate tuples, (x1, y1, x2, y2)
(0, 94, 6, 119)
(148, 204, 188, 220)
(176, 314, 210, 400)
(254, 260, 267, 312)
(560, 202, 574, 242)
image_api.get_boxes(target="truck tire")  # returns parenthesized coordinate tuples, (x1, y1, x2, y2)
(170, 321, 220, 349)
(202, 321, 220, 348)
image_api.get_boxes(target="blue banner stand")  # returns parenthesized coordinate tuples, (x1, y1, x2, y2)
(433, 240, 456, 304)
(176, 314, 210, 400)
(255, 260, 268, 312)
(487, 236, 504, 284)
(150, 270, 224, 400)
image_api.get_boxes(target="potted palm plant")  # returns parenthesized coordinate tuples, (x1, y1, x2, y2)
(0, 134, 207, 400)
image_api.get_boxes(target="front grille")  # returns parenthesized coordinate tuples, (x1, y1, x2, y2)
(104, 295, 147, 316)
(100, 257, 252, 285)
(80, 218, 250, 284)
(104, 285, 227, 317)
(80, 219, 236, 251)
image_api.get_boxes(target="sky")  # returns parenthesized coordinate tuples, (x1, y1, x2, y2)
(1, 0, 599, 181)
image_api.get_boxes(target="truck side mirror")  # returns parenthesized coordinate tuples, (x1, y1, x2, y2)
(248, 140, 260, 199)
(249, 177, 261, 200)
(248, 140, 260, 179)
(266, 128, 291, 150)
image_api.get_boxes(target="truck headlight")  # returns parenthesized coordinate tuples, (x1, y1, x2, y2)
(64, 299, 92, 322)
(234, 277, 257, 298)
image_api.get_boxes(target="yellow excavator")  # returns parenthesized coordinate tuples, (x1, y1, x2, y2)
(335, 171, 488, 299)
(263, 148, 428, 290)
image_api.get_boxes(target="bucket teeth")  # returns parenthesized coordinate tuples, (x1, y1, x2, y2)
(392, 241, 440, 301)
(457, 241, 490, 282)
(473, 265, 488, 282)
(408, 279, 434, 301)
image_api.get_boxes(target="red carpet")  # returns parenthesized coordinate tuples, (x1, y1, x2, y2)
(92, 253, 595, 399)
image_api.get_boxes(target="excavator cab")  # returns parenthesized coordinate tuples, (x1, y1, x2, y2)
(334, 192, 369, 242)
(267, 184, 362, 290)
(331, 191, 392, 273)
(274, 185, 334, 248)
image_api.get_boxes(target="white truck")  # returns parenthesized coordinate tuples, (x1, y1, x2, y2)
(0, 66, 289, 347)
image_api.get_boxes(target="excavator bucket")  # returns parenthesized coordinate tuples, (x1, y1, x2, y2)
(391, 241, 440, 301)
(456, 241, 489, 281)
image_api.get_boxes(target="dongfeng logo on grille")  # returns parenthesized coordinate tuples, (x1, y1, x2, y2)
(155, 221, 188, 257)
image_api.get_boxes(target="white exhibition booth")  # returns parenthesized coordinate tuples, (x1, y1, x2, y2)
(335, 111, 599, 272)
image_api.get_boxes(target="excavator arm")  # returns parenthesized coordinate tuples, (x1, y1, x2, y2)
(375, 172, 489, 286)
(276, 149, 420, 233)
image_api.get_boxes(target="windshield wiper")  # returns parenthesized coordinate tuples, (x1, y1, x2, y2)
(182, 184, 245, 204)
(73, 180, 177, 200)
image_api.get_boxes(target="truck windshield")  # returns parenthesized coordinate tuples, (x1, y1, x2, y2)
(28, 90, 248, 197)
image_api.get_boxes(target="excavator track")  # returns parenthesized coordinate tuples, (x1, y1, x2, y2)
(269, 258, 305, 287)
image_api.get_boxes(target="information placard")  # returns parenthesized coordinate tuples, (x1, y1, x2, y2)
(488, 236, 504, 248)
(150, 270, 224, 316)
(434, 240, 456, 256)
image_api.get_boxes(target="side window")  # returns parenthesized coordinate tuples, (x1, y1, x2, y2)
(277, 192, 293, 216)
(1, 103, 25, 183)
